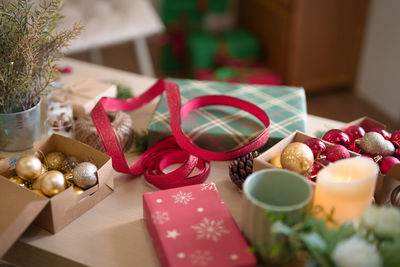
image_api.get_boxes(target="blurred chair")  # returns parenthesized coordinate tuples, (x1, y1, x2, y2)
(61, 0, 164, 77)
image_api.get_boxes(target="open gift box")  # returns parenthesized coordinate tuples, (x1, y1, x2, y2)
(342, 117, 400, 205)
(0, 134, 114, 257)
(253, 131, 359, 189)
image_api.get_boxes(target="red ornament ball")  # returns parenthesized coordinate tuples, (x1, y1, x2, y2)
(325, 144, 350, 162)
(370, 128, 391, 140)
(390, 130, 400, 148)
(395, 148, 400, 159)
(322, 129, 351, 148)
(380, 156, 400, 174)
(303, 138, 326, 159)
(344, 125, 365, 142)
(361, 154, 374, 161)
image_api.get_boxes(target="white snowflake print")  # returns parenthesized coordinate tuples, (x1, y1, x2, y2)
(200, 183, 217, 191)
(172, 191, 195, 205)
(151, 211, 170, 225)
(189, 250, 213, 266)
(192, 217, 230, 242)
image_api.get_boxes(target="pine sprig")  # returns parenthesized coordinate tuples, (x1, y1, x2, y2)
(0, 0, 83, 113)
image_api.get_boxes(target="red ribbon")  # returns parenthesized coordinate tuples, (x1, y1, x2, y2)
(91, 79, 270, 189)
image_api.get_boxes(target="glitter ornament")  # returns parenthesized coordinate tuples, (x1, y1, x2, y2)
(322, 129, 351, 148)
(280, 142, 314, 174)
(46, 152, 66, 170)
(379, 156, 400, 174)
(390, 130, 400, 148)
(270, 153, 282, 168)
(16, 155, 42, 181)
(344, 125, 365, 142)
(303, 138, 326, 158)
(325, 144, 350, 162)
(73, 162, 98, 189)
(40, 170, 66, 197)
(360, 132, 395, 156)
(370, 128, 390, 140)
(61, 156, 79, 173)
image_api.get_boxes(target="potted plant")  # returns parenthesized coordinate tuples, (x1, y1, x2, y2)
(0, 0, 82, 151)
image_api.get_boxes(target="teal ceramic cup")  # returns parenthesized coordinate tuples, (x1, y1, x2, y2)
(242, 169, 312, 262)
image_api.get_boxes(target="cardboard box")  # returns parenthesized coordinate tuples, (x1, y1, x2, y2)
(341, 117, 400, 204)
(253, 131, 359, 188)
(143, 183, 257, 267)
(51, 78, 117, 116)
(0, 134, 114, 257)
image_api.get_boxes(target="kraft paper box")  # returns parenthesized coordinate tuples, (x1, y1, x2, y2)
(51, 78, 117, 116)
(253, 131, 359, 189)
(143, 183, 256, 267)
(148, 78, 307, 152)
(0, 134, 114, 257)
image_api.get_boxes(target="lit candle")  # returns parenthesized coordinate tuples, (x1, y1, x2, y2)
(313, 157, 379, 225)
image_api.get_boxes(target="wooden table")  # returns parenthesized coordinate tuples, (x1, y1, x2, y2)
(3, 58, 345, 267)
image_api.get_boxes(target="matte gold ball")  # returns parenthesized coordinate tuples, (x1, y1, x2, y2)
(31, 174, 44, 190)
(16, 155, 42, 180)
(32, 189, 46, 197)
(270, 153, 282, 168)
(280, 142, 314, 174)
(46, 152, 66, 171)
(40, 170, 66, 197)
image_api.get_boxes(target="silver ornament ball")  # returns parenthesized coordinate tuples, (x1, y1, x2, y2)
(72, 162, 98, 189)
(360, 132, 395, 156)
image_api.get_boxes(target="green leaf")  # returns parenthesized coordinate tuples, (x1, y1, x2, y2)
(272, 221, 293, 236)
(116, 84, 134, 100)
(379, 239, 400, 267)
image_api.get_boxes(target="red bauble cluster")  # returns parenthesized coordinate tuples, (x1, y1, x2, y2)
(321, 126, 400, 174)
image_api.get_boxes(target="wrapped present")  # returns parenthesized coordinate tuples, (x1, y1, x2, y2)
(194, 66, 282, 85)
(143, 183, 256, 267)
(188, 30, 261, 69)
(51, 79, 117, 116)
(148, 78, 307, 151)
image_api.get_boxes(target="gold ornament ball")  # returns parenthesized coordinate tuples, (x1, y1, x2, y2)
(40, 170, 66, 197)
(9, 176, 26, 187)
(280, 142, 314, 174)
(46, 152, 66, 170)
(73, 186, 84, 195)
(270, 153, 282, 168)
(16, 155, 43, 181)
(32, 189, 46, 197)
(31, 174, 45, 190)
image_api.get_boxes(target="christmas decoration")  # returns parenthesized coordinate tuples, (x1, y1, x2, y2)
(40, 170, 66, 197)
(308, 159, 332, 182)
(73, 186, 84, 195)
(16, 155, 42, 180)
(31, 175, 43, 190)
(344, 125, 366, 142)
(390, 186, 400, 207)
(269, 152, 282, 168)
(229, 151, 258, 189)
(46, 151, 66, 170)
(280, 142, 314, 174)
(9, 176, 26, 187)
(379, 156, 400, 174)
(303, 138, 326, 158)
(325, 144, 350, 162)
(395, 148, 400, 159)
(72, 162, 98, 189)
(370, 128, 390, 140)
(32, 189, 46, 197)
(390, 130, 400, 148)
(61, 156, 79, 173)
(322, 129, 351, 148)
(360, 132, 395, 157)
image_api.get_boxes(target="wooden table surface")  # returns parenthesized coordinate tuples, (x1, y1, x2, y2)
(3, 58, 345, 267)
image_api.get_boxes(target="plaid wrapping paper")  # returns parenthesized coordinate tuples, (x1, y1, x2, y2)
(148, 78, 307, 151)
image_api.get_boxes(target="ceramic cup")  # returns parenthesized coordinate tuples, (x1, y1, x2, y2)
(242, 169, 312, 262)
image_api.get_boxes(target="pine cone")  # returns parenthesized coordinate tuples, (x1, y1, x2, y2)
(229, 151, 259, 190)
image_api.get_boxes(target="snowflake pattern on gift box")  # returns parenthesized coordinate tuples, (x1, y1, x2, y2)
(172, 191, 195, 205)
(192, 217, 230, 242)
(200, 183, 217, 191)
(189, 249, 213, 266)
(152, 211, 170, 225)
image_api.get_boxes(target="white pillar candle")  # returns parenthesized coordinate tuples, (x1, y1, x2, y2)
(313, 157, 379, 225)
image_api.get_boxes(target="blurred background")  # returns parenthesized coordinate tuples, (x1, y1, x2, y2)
(64, 0, 400, 132)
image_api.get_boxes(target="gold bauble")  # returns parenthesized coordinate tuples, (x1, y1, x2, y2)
(9, 176, 26, 187)
(40, 170, 66, 197)
(73, 186, 84, 195)
(31, 174, 45, 190)
(32, 189, 47, 197)
(16, 155, 42, 180)
(46, 152, 66, 171)
(280, 142, 314, 174)
(270, 153, 282, 168)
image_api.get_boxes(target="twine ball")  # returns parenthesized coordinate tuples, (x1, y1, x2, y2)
(74, 112, 134, 152)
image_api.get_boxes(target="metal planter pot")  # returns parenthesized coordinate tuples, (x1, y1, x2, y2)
(0, 101, 41, 152)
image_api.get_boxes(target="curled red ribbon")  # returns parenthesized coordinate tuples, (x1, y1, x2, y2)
(90, 79, 270, 189)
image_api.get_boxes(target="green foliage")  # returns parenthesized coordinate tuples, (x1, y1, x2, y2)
(130, 130, 149, 154)
(116, 84, 134, 100)
(0, 0, 82, 113)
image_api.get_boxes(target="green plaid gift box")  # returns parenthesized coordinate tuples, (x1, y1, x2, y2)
(148, 79, 307, 151)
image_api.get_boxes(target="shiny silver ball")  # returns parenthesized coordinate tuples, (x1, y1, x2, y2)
(72, 162, 98, 189)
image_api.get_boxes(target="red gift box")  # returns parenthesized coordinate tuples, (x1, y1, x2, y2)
(143, 183, 256, 267)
